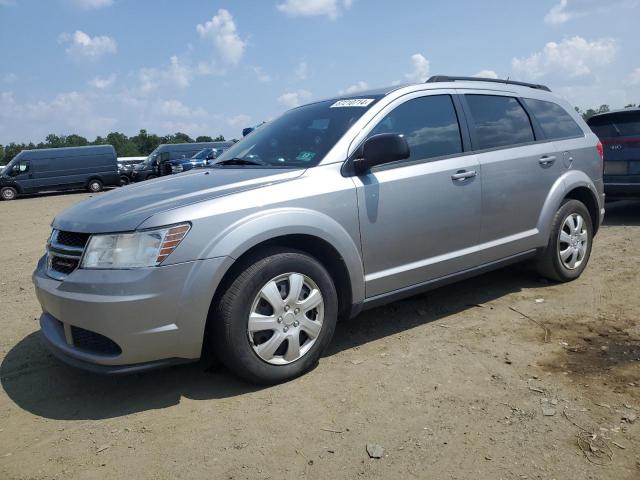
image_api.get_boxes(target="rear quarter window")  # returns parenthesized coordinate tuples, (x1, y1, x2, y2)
(523, 98, 583, 140)
(464, 95, 535, 150)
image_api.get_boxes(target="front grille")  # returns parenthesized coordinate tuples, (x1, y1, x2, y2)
(46, 230, 90, 280)
(57, 231, 90, 248)
(71, 326, 122, 356)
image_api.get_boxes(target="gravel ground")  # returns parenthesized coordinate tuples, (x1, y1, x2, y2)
(0, 192, 639, 480)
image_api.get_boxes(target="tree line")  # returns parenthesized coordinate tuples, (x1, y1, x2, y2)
(0, 130, 229, 165)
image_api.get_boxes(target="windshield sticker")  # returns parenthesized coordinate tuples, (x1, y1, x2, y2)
(330, 99, 375, 108)
(296, 151, 316, 162)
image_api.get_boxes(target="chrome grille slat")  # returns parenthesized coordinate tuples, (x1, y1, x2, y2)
(46, 229, 89, 280)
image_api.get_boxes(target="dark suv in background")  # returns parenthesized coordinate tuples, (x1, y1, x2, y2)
(588, 108, 640, 197)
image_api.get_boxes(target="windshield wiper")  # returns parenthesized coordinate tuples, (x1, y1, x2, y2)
(213, 157, 268, 167)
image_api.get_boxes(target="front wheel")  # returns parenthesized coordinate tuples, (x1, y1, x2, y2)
(1, 187, 17, 201)
(120, 175, 130, 186)
(536, 199, 593, 282)
(211, 248, 338, 385)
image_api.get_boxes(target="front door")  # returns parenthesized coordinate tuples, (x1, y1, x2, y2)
(354, 93, 482, 298)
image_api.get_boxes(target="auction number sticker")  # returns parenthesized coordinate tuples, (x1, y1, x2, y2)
(330, 99, 375, 108)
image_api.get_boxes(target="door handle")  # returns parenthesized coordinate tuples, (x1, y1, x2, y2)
(538, 155, 556, 167)
(451, 170, 477, 181)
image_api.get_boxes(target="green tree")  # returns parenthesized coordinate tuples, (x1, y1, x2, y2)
(625, 103, 637, 108)
(64, 134, 89, 147)
(0, 144, 5, 165)
(195, 135, 213, 142)
(213, 135, 225, 141)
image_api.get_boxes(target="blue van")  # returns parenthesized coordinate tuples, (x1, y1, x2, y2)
(131, 142, 230, 182)
(588, 108, 640, 197)
(0, 145, 118, 201)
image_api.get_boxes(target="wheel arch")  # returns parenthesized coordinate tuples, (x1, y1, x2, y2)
(537, 170, 602, 240)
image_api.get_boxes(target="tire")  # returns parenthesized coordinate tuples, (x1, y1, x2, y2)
(211, 248, 338, 385)
(147, 174, 157, 180)
(120, 175, 130, 186)
(536, 199, 593, 282)
(1, 187, 17, 201)
(87, 179, 103, 193)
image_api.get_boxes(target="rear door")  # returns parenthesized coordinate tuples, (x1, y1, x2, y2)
(460, 92, 561, 260)
(354, 92, 482, 297)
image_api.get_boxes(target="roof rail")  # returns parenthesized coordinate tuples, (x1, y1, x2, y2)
(426, 75, 551, 92)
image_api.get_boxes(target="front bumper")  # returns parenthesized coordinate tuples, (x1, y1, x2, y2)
(33, 255, 232, 372)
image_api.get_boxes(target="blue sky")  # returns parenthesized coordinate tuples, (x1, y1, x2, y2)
(1, 0, 639, 144)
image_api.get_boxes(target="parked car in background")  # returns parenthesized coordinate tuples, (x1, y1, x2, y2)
(170, 143, 234, 174)
(587, 108, 640, 198)
(1, 145, 118, 200)
(34, 76, 604, 384)
(131, 142, 229, 182)
(117, 156, 146, 185)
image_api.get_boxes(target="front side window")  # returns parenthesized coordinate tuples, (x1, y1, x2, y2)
(10, 161, 29, 176)
(465, 95, 535, 150)
(523, 98, 583, 140)
(368, 95, 463, 163)
(214, 96, 382, 168)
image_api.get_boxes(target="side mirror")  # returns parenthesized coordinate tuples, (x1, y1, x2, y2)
(352, 133, 410, 175)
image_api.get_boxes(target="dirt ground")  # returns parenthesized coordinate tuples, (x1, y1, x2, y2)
(0, 191, 639, 480)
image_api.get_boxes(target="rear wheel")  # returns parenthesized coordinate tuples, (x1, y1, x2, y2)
(536, 199, 593, 282)
(87, 179, 103, 193)
(1, 187, 17, 201)
(211, 248, 338, 385)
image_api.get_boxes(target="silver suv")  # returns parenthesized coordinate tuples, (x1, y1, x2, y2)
(33, 76, 605, 384)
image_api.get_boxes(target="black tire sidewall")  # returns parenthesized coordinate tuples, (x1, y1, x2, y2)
(216, 250, 338, 384)
(548, 199, 593, 281)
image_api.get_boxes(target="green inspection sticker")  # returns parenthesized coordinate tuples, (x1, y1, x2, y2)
(296, 151, 316, 162)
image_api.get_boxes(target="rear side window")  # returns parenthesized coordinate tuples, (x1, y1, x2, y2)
(588, 111, 640, 138)
(465, 95, 535, 150)
(523, 98, 583, 140)
(369, 95, 463, 162)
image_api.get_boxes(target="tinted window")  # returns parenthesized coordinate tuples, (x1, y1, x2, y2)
(369, 95, 462, 162)
(465, 95, 535, 149)
(588, 111, 640, 138)
(523, 98, 583, 139)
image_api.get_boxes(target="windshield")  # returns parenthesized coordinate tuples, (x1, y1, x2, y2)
(589, 111, 640, 138)
(192, 148, 212, 160)
(142, 151, 159, 167)
(214, 97, 382, 168)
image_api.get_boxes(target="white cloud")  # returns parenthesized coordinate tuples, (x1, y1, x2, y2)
(544, 0, 571, 25)
(511, 36, 616, 80)
(277, 0, 352, 19)
(295, 61, 308, 80)
(278, 89, 312, 109)
(196, 9, 246, 65)
(627, 67, 640, 86)
(404, 53, 430, 83)
(227, 114, 252, 128)
(88, 73, 116, 89)
(158, 99, 207, 118)
(252, 66, 272, 82)
(59, 30, 117, 60)
(72, 0, 113, 9)
(544, 0, 638, 25)
(473, 70, 498, 79)
(339, 81, 369, 95)
(137, 55, 222, 93)
(2, 73, 17, 83)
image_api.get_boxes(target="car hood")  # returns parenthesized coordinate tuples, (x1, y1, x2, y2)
(53, 168, 304, 233)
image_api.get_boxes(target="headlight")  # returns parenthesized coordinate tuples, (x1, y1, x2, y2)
(81, 223, 190, 269)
